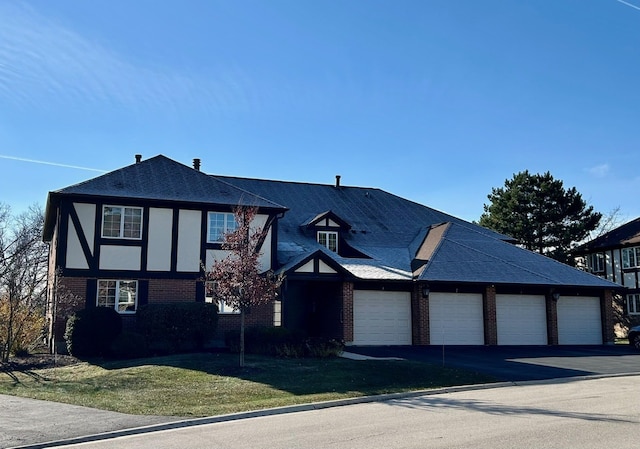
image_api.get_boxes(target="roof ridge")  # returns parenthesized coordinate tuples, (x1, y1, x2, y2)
(427, 221, 568, 284)
(210, 175, 288, 210)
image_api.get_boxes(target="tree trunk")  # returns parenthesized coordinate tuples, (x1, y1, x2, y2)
(239, 309, 245, 368)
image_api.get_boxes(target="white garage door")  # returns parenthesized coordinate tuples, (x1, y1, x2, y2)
(353, 290, 412, 345)
(429, 293, 484, 345)
(557, 296, 602, 345)
(496, 294, 547, 345)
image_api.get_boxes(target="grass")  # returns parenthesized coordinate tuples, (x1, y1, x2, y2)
(0, 353, 495, 417)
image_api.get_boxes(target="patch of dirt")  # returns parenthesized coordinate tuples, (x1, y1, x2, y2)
(1, 353, 80, 372)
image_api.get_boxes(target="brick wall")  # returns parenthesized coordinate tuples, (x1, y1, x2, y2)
(602, 289, 616, 344)
(49, 276, 88, 353)
(483, 285, 497, 345)
(341, 281, 354, 343)
(411, 284, 429, 345)
(148, 279, 196, 302)
(215, 303, 275, 341)
(545, 293, 559, 345)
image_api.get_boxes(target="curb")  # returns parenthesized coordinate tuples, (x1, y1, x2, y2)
(9, 372, 640, 449)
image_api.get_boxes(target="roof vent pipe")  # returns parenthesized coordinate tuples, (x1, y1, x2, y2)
(335, 175, 341, 188)
(193, 158, 201, 171)
(135, 154, 142, 163)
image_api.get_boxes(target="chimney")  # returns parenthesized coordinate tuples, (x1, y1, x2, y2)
(193, 158, 201, 171)
(335, 175, 341, 188)
(135, 154, 142, 163)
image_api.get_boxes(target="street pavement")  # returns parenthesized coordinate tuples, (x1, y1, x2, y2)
(2, 345, 640, 448)
(23, 375, 640, 449)
(346, 344, 640, 381)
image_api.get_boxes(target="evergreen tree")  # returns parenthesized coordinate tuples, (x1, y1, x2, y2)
(479, 171, 601, 264)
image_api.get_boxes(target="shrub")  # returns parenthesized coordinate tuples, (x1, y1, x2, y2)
(110, 331, 149, 359)
(225, 327, 343, 358)
(305, 337, 344, 358)
(137, 302, 218, 354)
(225, 326, 305, 356)
(64, 307, 122, 358)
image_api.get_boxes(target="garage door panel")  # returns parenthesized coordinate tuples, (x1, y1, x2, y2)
(496, 294, 547, 345)
(557, 296, 602, 345)
(353, 290, 411, 345)
(429, 293, 484, 345)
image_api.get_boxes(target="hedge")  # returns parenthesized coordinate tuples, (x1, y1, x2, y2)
(137, 302, 218, 354)
(64, 307, 122, 358)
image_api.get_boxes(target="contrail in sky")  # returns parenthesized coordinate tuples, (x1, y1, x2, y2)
(0, 154, 107, 172)
(616, 0, 640, 11)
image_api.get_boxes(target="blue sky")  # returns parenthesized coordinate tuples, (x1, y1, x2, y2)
(1, 0, 639, 223)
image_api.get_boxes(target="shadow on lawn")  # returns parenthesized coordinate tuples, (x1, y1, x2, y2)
(90, 350, 495, 396)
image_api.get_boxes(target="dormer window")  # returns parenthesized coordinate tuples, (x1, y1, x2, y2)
(318, 231, 338, 252)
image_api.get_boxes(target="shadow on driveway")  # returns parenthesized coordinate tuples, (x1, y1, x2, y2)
(346, 345, 640, 381)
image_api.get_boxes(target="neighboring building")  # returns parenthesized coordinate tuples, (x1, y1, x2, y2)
(44, 155, 619, 352)
(574, 218, 640, 335)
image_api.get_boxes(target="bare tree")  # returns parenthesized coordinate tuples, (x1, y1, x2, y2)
(587, 206, 625, 241)
(0, 204, 48, 362)
(206, 206, 282, 367)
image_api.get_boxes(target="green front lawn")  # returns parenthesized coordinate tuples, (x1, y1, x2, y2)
(0, 353, 495, 417)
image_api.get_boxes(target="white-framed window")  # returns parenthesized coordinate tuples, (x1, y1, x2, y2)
(622, 247, 640, 269)
(627, 294, 640, 315)
(318, 231, 338, 252)
(97, 280, 138, 314)
(587, 252, 605, 273)
(205, 281, 240, 314)
(102, 206, 142, 239)
(207, 212, 237, 243)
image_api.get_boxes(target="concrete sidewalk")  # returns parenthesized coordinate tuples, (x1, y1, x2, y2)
(0, 395, 179, 449)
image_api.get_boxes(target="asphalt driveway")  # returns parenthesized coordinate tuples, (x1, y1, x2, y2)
(346, 344, 640, 381)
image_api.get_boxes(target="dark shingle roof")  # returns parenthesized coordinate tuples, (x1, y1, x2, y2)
(574, 217, 640, 254)
(44, 155, 286, 240)
(52, 155, 285, 209)
(419, 223, 617, 288)
(220, 175, 619, 288)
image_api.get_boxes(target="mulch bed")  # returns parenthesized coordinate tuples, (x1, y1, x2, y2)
(1, 354, 79, 373)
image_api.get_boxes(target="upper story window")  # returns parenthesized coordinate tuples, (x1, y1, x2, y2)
(102, 206, 142, 239)
(627, 294, 640, 315)
(318, 231, 338, 252)
(587, 252, 605, 273)
(207, 212, 237, 243)
(97, 280, 138, 314)
(622, 247, 640, 269)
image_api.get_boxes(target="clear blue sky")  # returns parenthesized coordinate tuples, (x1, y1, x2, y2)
(1, 0, 639, 223)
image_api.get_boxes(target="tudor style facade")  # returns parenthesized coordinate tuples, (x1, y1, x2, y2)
(44, 155, 620, 352)
(574, 217, 640, 334)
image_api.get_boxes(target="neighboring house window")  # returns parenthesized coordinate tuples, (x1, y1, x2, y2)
(318, 231, 338, 252)
(205, 281, 240, 314)
(102, 206, 142, 239)
(208, 212, 237, 243)
(274, 300, 282, 327)
(587, 253, 605, 273)
(97, 280, 138, 313)
(622, 247, 640, 269)
(627, 294, 640, 315)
